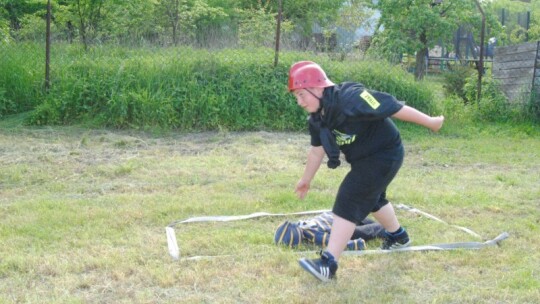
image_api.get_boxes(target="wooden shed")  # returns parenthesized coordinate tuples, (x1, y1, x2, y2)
(492, 41, 540, 102)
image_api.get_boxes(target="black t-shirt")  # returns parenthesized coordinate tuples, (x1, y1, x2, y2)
(309, 82, 404, 163)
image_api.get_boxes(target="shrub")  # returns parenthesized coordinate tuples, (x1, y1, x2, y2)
(463, 75, 514, 122)
(3, 43, 436, 130)
(438, 96, 474, 122)
(0, 87, 17, 118)
(27, 96, 61, 125)
(0, 42, 43, 117)
(442, 66, 475, 103)
(522, 89, 540, 122)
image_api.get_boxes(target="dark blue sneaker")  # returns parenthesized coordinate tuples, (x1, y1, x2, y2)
(298, 251, 338, 282)
(381, 229, 411, 250)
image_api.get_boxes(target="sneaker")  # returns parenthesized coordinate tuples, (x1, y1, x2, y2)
(381, 229, 411, 250)
(298, 251, 338, 282)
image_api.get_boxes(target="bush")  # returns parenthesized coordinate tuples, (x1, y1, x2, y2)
(29, 96, 61, 125)
(0, 42, 43, 117)
(442, 66, 475, 103)
(3, 43, 436, 130)
(0, 87, 16, 117)
(25, 46, 307, 130)
(522, 89, 540, 122)
(438, 96, 473, 122)
(463, 75, 514, 122)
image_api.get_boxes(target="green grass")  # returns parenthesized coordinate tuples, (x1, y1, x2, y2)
(0, 116, 539, 303)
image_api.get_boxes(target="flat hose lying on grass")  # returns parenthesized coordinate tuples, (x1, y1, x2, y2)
(165, 204, 509, 261)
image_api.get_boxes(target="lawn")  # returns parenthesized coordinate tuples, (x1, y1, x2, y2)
(0, 117, 539, 303)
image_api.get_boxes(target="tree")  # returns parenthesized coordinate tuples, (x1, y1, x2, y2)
(335, 0, 374, 36)
(156, 0, 226, 46)
(236, 0, 292, 48)
(73, 0, 105, 48)
(104, 0, 160, 45)
(332, 0, 374, 54)
(372, 0, 478, 80)
(1, 0, 44, 39)
(486, 0, 540, 44)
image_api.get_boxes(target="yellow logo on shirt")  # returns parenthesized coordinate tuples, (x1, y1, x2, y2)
(360, 90, 380, 110)
(333, 130, 356, 146)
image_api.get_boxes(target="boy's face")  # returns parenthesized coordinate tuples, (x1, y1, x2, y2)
(292, 88, 321, 113)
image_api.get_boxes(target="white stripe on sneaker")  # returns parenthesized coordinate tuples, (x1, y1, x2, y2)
(389, 240, 412, 249)
(299, 258, 331, 282)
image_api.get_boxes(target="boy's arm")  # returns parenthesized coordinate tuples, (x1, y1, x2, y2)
(295, 145, 325, 200)
(392, 105, 444, 132)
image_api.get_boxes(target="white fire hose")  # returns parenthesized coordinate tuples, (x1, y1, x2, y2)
(165, 204, 509, 261)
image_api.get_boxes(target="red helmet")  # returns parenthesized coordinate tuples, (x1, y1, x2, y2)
(288, 61, 335, 92)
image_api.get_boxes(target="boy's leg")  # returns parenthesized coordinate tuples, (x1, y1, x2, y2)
(326, 214, 356, 260)
(298, 214, 355, 282)
(372, 203, 411, 249)
(351, 222, 385, 241)
(298, 251, 338, 282)
(371, 202, 399, 232)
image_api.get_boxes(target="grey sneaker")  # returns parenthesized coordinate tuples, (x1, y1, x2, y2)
(381, 229, 411, 250)
(298, 251, 338, 282)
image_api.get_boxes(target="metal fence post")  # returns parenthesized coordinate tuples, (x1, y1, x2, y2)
(273, 0, 282, 68)
(45, 0, 51, 92)
(474, 0, 485, 102)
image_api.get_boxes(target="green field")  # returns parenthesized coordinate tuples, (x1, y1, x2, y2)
(1, 117, 539, 303)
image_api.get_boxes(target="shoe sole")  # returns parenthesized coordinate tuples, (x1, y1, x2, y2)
(384, 239, 412, 250)
(298, 258, 332, 282)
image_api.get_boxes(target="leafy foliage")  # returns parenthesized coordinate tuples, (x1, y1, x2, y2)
(524, 89, 540, 122)
(442, 66, 476, 103)
(370, 0, 477, 79)
(236, 2, 292, 48)
(463, 74, 515, 122)
(485, 0, 540, 45)
(0, 43, 435, 130)
(155, 0, 228, 46)
(0, 0, 346, 48)
(0, 41, 43, 118)
(0, 15, 10, 44)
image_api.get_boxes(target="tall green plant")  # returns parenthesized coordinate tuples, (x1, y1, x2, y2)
(463, 74, 514, 122)
(523, 89, 540, 122)
(442, 66, 476, 103)
(0, 42, 43, 117)
(2, 44, 436, 130)
(0, 17, 11, 43)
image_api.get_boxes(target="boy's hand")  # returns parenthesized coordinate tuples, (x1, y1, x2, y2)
(430, 115, 445, 132)
(295, 179, 310, 200)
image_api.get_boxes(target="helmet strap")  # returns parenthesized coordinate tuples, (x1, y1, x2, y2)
(305, 88, 323, 113)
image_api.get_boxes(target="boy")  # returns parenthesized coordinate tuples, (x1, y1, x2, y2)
(289, 61, 444, 282)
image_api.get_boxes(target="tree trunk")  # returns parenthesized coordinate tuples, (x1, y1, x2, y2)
(166, 0, 180, 46)
(414, 30, 429, 80)
(76, 0, 88, 50)
(172, 24, 178, 46)
(66, 21, 74, 44)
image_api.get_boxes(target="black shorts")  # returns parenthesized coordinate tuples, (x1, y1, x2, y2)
(332, 147, 404, 223)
